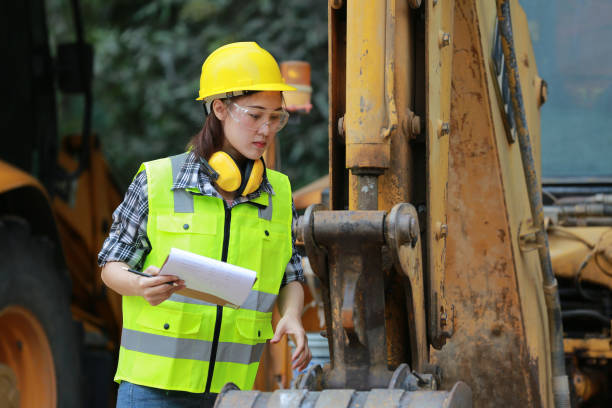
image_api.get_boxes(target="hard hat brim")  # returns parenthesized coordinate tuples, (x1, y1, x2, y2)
(196, 83, 297, 101)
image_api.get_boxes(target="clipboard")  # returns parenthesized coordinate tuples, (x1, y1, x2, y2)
(159, 247, 257, 308)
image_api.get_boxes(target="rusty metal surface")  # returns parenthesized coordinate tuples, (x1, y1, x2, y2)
(215, 385, 472, 407)
(428, 0, 545, 406)
(299, 205, 437, 390)
(425, 0, 455, 350)
(385, 204, 428, 371)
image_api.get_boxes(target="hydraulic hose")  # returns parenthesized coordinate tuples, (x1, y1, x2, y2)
(495, 1, 569, 407)
(562, 310, 610, 326)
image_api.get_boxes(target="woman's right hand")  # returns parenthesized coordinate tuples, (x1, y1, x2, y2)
(137, 265, 185, 306)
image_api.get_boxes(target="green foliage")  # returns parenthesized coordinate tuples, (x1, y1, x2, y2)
(48, 0, 328, 190)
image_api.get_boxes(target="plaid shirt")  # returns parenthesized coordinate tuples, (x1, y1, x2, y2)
(98, 152, 304, 287)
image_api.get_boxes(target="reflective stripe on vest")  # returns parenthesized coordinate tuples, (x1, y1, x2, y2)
(121, 328, 266, 365)
(169, 289, 277, 313)
(114, 152, 293, 393)
(171, 154, 195, 213)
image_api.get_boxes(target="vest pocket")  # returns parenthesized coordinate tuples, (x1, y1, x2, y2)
(155, 213, 219, 257)
(136, 308, 202, 335)
(235, 316, 274, 343)
(156, 214, 217, 235)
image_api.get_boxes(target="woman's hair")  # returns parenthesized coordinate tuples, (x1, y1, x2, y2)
(188, 92, 255, 160)
(187, 106, 225, 160)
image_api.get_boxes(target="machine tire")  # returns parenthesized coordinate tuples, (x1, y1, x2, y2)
(0, 217, 81, 408)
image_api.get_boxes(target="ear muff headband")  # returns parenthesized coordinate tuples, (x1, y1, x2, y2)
(206, 151, 265, 196)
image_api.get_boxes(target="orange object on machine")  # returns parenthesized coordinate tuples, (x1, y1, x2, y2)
(280, 61, 313, 113)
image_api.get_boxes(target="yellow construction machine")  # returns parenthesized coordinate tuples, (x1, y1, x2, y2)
(217, 0, 612, 407)
(0, 1, 123, 407)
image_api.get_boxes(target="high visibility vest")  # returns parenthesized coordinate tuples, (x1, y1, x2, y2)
(114, 153, 293, 393)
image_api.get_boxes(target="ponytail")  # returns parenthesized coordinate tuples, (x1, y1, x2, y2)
(188, 111, 224, 160)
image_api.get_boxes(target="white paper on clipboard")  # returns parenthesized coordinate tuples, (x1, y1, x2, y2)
(159, 247, 257, 308)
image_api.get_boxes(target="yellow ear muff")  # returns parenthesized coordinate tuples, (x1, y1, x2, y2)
(241, 159, 264, 196)
(208, 151, 242, 192)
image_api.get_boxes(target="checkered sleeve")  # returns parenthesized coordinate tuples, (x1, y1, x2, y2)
(97, 170, 151, 269)
(280, 200, 305, 288)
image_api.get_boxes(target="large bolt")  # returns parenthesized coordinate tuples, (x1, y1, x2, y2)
(535, 76, 548, 107)
(408, 216, 418, 246)
(294, 216, 304, 243)
(410, 115, 421, 136)
(438, 121, 450, 137)
(330, 0, 343, 9)
(435, 222, 448, 240)
(439, 32, 451, 48)
(337, 116, 345, 141)
(440, 310, 448, 327)
(402, 109, 421, 138)
(408, 0, 422, 9)
(604, 247, 612, 264)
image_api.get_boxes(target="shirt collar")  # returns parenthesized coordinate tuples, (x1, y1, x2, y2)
(171, 152, 275, 203)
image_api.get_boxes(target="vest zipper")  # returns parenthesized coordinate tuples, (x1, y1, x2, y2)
(205, 202, 231, 393)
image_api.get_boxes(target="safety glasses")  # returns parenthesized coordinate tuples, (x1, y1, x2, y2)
(227, 102, 290, 133)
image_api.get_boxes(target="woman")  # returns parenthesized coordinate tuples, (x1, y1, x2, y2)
(98, 42, 311, 408)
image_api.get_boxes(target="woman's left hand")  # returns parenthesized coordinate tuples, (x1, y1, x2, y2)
(270, 314, 312, 371)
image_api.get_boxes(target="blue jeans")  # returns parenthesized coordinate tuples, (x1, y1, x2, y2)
(116, 381, 218, 408)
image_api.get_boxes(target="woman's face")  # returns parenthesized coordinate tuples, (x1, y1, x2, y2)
(213, 91, 284, 162)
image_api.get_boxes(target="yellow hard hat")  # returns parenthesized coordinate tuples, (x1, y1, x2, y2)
(196, 42, 296, 105)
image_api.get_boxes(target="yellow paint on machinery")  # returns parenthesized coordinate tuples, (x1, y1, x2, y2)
(548, 226, 612, 290)
(427, 1, 551, 405)
(424, 0, 454, 354)
(287, 2, 611, 406)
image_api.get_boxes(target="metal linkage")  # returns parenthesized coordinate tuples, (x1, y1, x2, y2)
(296, 203, 443, 390)
(385, 204, 428, 371)
(273, 202, 474, 406)
(308, 209, 390, 389)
